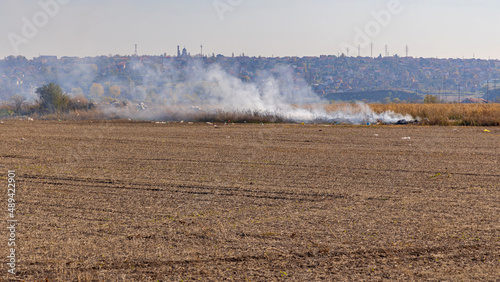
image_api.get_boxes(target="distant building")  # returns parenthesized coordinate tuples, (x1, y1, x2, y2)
(177, 46, 189, 58)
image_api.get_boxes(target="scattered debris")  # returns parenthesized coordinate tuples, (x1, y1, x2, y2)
(111, 100, 130, 109)
(483, 129, 491, 133)
(137, 102, 147, 110)
(395, 119, 419, 125)
(188, 122, 194, 125)
(180, 120, 184, 124)
(430, 172, 442, 178)
(374, 134, 379, 137)
(401, 137, 411, 140)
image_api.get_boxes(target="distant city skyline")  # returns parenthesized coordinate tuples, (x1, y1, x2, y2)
(2, 0, 500, 60)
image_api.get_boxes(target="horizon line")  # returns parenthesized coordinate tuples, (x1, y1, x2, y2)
(3, 53, 499, 61)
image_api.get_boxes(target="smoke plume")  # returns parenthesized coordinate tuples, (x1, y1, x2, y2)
(111, 59, 413, 124)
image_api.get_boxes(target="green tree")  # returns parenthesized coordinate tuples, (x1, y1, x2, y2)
(36, 83, 70, 113)
(424, 95, 439, 104)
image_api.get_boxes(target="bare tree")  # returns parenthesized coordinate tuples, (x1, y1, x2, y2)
(10, 94, 26, 114)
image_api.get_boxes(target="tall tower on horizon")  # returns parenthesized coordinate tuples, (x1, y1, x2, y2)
(177, 46, 181, 57)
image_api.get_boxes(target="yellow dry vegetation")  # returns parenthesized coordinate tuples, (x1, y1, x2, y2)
(325, 103, 500, 126)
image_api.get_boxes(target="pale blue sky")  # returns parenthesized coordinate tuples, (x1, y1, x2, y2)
(1, 0, 499, 59)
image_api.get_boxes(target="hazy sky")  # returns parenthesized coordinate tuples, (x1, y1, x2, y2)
(1, 0, 499, 59)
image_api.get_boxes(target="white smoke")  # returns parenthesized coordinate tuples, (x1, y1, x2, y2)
(322, 103, 413, 124)
(106, 59, 414, 124)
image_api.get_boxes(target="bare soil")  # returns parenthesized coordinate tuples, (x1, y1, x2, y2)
(1, 121, 499, 281)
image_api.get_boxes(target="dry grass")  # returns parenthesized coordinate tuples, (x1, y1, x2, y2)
(1, 121, 498, 280)
(33, 109, 110, 121)
(2, 101, 500, 126)
(0, 104, 14, 118)
(191, 109, 287, 123)
(54, 107, 287, 123)
(26, 106, 287, 123)
(367, 103, 500, 126)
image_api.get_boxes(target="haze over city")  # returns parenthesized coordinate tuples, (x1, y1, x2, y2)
(2, 0, 500, 59)
(1, 1, 500, 281)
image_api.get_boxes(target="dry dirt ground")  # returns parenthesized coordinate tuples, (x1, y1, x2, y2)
(1, 121, 499, 281)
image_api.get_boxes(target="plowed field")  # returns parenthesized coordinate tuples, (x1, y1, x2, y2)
(1, 121, 499, 280)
